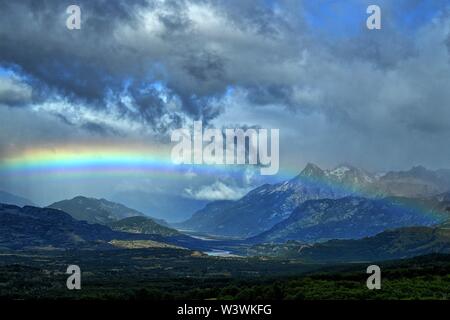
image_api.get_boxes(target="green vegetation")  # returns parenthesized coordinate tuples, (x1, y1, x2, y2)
(109, 239, 184, 249)
(108, 216, 180, 236)
(0, 249, 449, 300)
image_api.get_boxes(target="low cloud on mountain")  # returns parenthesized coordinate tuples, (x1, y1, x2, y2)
(184, 181, 249, 201)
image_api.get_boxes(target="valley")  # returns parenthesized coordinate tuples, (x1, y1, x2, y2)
(1, 163, 450, 300)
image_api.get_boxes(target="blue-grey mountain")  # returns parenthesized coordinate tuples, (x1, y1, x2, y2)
(373, 166, 450, 197)
(0, 190, 35, 207)
(250, 196, 449, 243)
(180, 164, 376, 237)
(180, 164, 450, 238)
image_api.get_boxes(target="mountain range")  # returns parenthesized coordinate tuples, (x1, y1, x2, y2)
(2, 200, 449, 264)
(2, 162, 450, 264)
(0, 203, 134, 250)
(0, 203, 206, 251)
(374, 166, 450, 197)
(180, 164, 357, 237)
(180, 164, 450, 238)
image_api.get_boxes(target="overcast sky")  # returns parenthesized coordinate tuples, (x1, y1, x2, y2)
(1, 0, 450, 207)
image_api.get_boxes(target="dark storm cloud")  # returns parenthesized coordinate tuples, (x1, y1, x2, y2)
(0, 0, 450, 170)
(0, 0, 144, 100)
(2, 0, 450, 206)
(0, 0, 325, 122)
(0, 76, 32, 107)
(246, 85, 295, 107)
(182, 50, 225, 82)
(0, 0, 229, 131)
(0, 0, 313, 127)
(80, 121, 122, 136)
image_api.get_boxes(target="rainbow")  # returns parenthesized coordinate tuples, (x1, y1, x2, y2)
(0, 145, 296, 180)
(0, 145, 446, 222)
(1, 146, 170, 177)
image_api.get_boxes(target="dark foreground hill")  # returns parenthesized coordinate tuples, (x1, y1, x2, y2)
(248, 226, 450, 263)
(0, 204, 207, 251)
